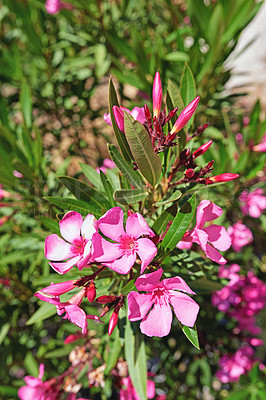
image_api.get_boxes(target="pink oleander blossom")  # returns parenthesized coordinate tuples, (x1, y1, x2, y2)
(103, 106, 145, 133)
(127, 268, 199, 337)
(93, 207, 157, 274)
(35, 285, 101, 334)
(96, 158, 116, 174)
(227, 221, 253, 252)
(177, 200, 231, 264)
(119, 376, 155, 400)
(18, 364, 58, 400)
(216, 346, 256, 383)
(239, 188, 266, 218)
(45, 0, 73, 14)
(45, 211, 98, 274)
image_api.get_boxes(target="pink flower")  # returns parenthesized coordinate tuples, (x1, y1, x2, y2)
(45, 0, 73, 14)
(45, 211, 98, 274)
(35, 285, 101, 334)
(152, 71, 162, 118)
(127, 268, 199, 337)
(18, 364, 58, 400)
(103, 106, 145, 133)
(216, 346, 256, 383)
(119, 376, 155, 400)
(253, 133, 266, 152)
(93, 207, 157, 274)
(96, 158, 116, 174)
(239, 188, 266, 218)
(227, 221, 253, 252)
(177, 200, 231, 264)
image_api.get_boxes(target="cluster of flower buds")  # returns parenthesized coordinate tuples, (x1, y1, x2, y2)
(96, 295, 124, 336)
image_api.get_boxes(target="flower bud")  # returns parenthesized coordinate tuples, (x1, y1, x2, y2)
(86, 282, 96, 302)
(186, 168, 195, 178)
(112, 106, 125, 133)
(108, 310, 119, 336)
(96, 295, 117, 304)
(206, 173, 239, 184)
(169, 96, 200, 138)
(152, 71, 162, 118)
(192, 140, 213, 158)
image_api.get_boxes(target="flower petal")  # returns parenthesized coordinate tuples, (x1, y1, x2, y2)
(127, 292, 153, 321)
(169, 291, 199, 327)
(126, 213, 155, 239)
(49, 255, 81, 274)
(135, 268, 163, 292)
(205, 243, 227, 264)
(92, 233, 123, 262)
(59, 211, 83, 243)
(140, 302, 172, 337)
(103, 252, 136, 274)
(76, 241, 93, 270)
(45, 234, 75, 261)
(160, 276, 195, 294)
(37, 281, 76, 296)
(203, 225, 231, 251)
(191, 228, 209, 251)
(98, 207, 125, 242)
(136, 238, 157, 274)
(196, 200, 223, 228)
(81, 214, 98, 240)
(63, 304, 88, 334)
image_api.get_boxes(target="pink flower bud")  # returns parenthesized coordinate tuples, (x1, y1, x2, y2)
(169, 96, 200, 138)
(96, 295, 117, 304)
(192, 140, 213, 158)
(186, 168, 195, 178)
(86, 282, 96, 302)
(152, 72, 162, 117)
(108, 310, 119, 336)
(35, 280, 76, 297)
(206, 173, 239, 183)
(112, 106, 125, 133)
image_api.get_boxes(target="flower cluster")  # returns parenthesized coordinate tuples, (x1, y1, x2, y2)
(36, 206, 200, 337)
(212, 264, 266, 337)
(216, 346, 258, 383)
(227, 221, 253, 252)
(239, 188, 266, 218)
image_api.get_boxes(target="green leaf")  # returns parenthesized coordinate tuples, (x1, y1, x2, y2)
(109, 78, 133, 162)
(24, 352, 39, 376)
(0, 322, 10, 346)
(164, 51, 190, 62)
(158, 194, 196, 256)
(0, 250, 37, 265)
(105, 328, 122, 375)
(189, 279, 223, 294)
(120, 280, 137, 296)
(167, 79, 185, 116)
(20, 81, 32, 128)
(226, 390, 250, 400)
(182, 324, 200, 350)
(26, 302, 56, 325)
(155, 190, 181, 206)
(58, 176, 110, 210)
(0, 386, 18, 397)
(100, 171, 116, 207)
(124, 112, 162, 187)
(180, 64, 197, 129)
(45, 345, 74, 359)
(45, 197, 104, 218)
(152, 204, 177, 235)
(114, 189, 148, 205)
(79, 163, 102, 190)
(125, 318, 147, 400)
(108, 144, 145, 189)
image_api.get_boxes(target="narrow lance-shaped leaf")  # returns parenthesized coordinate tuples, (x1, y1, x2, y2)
(44, 197, 104, 218)
(114, 189, 148, 205)
(125, 317, 147, 400)
(180, 63, 197, 130)
(152, 203, 177, 235)
(181, 323, 200, 350)
(109, 78, 133, 162)
(99, 171, 116, 207)
(108, 144, 145, 190)
(158, 194, 196, 257)
(124, 111, 162, 187)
